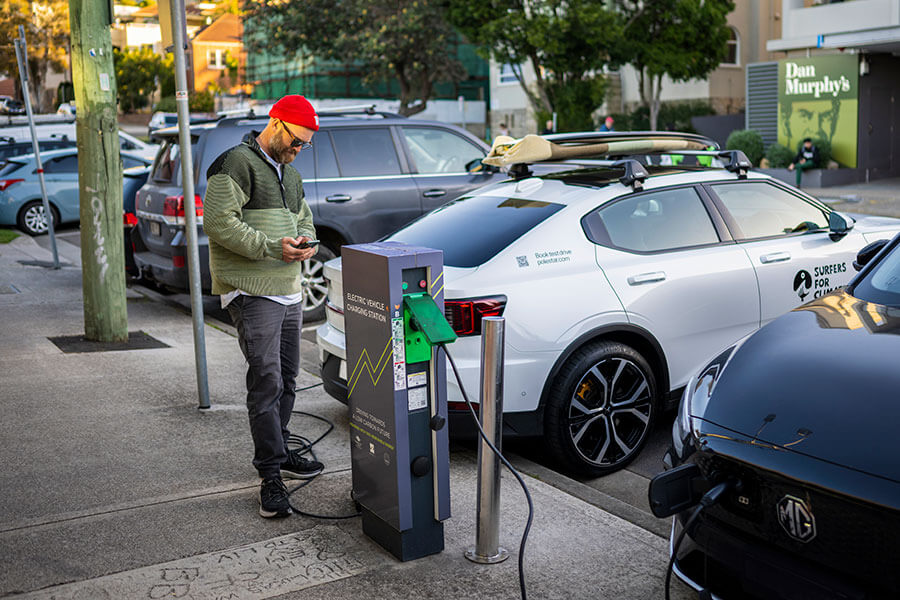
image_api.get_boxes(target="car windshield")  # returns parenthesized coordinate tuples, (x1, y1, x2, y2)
(388, 194, 565, 268)
(852, 238, 900, 307)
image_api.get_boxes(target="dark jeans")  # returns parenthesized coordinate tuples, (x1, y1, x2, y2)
(227, 295, 302, 479)
(794, 161, 815, 187)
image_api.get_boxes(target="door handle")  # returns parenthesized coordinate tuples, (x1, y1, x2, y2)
(760, 251, 791, 264)
(325, 194, 351, 203)
(422, 189, 446, 198)
(627, 271, 666, 285)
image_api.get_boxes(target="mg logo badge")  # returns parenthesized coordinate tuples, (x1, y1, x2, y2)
(777, 495, 816, 543)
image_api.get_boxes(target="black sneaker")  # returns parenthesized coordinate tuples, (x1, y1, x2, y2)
(259, 477, 292, 518)
(281, 449, 324, 480)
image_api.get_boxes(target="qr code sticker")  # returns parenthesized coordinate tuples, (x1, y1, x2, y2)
(516, 255, 529, 268)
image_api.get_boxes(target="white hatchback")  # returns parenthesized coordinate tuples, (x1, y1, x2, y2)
(317, 139, 900, 475)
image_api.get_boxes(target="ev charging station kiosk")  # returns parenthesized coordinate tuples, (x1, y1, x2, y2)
(342, 242, 456, 561)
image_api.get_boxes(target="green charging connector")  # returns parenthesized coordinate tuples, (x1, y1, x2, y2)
(403, 293, 457, 363)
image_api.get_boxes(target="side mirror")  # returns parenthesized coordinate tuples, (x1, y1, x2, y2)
(828, 211, 855, 238)
(853, 238, 889, 271)
(467, 157, 498, 174)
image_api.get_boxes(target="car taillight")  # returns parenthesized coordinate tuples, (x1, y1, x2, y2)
(0, 179, 24, 191)
(444, 296, 507, 337)
(172, 255, 185, 268)
(163, 194, 204, 222)
(123, 212, 138, 226)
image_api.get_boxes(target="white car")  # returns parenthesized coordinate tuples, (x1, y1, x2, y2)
(317, 133, 900, 475)
(0, 120, 158, 162)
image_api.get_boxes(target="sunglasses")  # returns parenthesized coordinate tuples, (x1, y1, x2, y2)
(279, 120, 313, 150)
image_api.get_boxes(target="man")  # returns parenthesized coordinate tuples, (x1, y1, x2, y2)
(598, 116, 614, 132)
(497, 122, 510, 137)
(204, 95, 324, 518)
(540, 119, 554, 135)
(788, 137, 820, 188)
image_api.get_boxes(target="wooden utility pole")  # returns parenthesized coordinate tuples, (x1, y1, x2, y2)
(69, 0, 128, 342)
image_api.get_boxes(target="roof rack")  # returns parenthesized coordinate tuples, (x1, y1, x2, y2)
(612, 159, 649, 192)
(316, 104, 404, 118)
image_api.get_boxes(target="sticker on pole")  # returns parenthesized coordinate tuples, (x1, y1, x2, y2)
(99, 73, 110, 91)
(391, 317, 406, 391)
(175, 90, 188, 100)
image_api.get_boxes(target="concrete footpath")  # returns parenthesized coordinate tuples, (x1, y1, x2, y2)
(0, 235, 691, 600)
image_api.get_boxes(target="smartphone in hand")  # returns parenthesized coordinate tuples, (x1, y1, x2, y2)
(293, 239, 320, 249)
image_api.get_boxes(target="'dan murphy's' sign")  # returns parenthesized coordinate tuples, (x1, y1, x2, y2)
(778, 55, 859, 168)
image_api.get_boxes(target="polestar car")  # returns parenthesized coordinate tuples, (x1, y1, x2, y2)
(659, 232, 900, 599)
(316, 132, 900, 475)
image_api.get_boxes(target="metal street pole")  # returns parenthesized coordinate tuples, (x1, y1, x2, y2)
(14, 27, 59, 269)
(169, 0, 210, 409)
(465, 316, 509, 564)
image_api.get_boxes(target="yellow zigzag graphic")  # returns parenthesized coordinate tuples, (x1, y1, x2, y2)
(430, 271, 444, 299)
(347, 337, 394, 398)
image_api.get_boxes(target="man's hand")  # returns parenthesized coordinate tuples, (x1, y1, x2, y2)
(281, 236, 317, 263)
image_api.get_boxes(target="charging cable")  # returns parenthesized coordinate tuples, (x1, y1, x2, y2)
(664, 481, 731, 600)
(282, 383, 361, 520)
(440, 343, 534, 600)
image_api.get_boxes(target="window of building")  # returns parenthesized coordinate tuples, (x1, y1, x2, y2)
(207, 49, 225, 70)
(499, 63, 519, 85)
(723, 27, 739, 66)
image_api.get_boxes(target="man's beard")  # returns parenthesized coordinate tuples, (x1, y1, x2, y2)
(270, 135, 298, 164)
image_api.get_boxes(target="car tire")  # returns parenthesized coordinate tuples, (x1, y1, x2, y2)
(300, 242, 336, 323)
(17, 200, 60, 236)
(545, 341, 657, 477)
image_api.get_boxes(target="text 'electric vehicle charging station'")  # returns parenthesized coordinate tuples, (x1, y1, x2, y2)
(342, 242, 457, 561)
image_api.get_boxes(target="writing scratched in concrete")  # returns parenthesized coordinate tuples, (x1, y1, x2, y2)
(17, 526, 371, 600)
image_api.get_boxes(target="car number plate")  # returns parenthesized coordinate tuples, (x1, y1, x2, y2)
(149, 221, 161, 236)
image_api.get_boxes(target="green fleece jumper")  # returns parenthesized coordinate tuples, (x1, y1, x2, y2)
(203, 133, 316, 296)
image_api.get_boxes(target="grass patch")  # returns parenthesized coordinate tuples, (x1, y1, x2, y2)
(0, 228, 20, 244)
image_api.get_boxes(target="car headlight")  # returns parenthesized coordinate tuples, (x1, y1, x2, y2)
(672, 337, 749, 459)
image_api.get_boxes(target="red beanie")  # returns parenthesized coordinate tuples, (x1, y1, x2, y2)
(269, 95, 319, 131)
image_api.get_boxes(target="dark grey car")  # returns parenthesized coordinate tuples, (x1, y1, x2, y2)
(132, 110, 503, 321)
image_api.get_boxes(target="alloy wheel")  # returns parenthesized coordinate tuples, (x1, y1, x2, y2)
(566, 357, 653, 468)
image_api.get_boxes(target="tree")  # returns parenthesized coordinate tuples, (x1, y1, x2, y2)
(243, 0, 467, 117)
(114, 47, 164, 113)
(0, 0, 71, 112)
(447, 0, 622, 131)
(615, 0, 734, 131)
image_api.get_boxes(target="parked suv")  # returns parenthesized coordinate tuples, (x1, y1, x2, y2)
(132, 108, 504, 321)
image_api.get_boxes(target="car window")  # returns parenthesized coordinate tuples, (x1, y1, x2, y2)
(389, 195, 564, 268)
(122, 156, 146, 169)
(0, 160, 23, 176)
(331, 127, 401, 177)
(42, 154, 79, 173)
(582, 187, 720, 253)
(315, 132, 339, 179)
(850, 239, 900, 307)
(401, 126, 484, 174)
(711, 181, 828, 239)
(152, 140, 180, 183)
(119, 135, 138, 151)
(289, 143, 315, 179)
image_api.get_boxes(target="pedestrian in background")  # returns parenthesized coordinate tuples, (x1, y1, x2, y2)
(497, 122, 510, 137)
(540, 119, 554, 135)
(203, 94, 324, 519)
(598, 116, 614, 132)
(788, 137, 820, 188)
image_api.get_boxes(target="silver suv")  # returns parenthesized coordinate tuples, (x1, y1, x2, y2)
(132, 108, 502, 320)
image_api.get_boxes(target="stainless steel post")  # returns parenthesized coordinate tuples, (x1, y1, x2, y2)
(170, 0, 210, 409)
(465, 316, 509, 564)
(15, 28, 59, 269)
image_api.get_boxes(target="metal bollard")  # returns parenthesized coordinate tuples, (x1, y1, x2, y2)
(465, 316, 510, 564)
